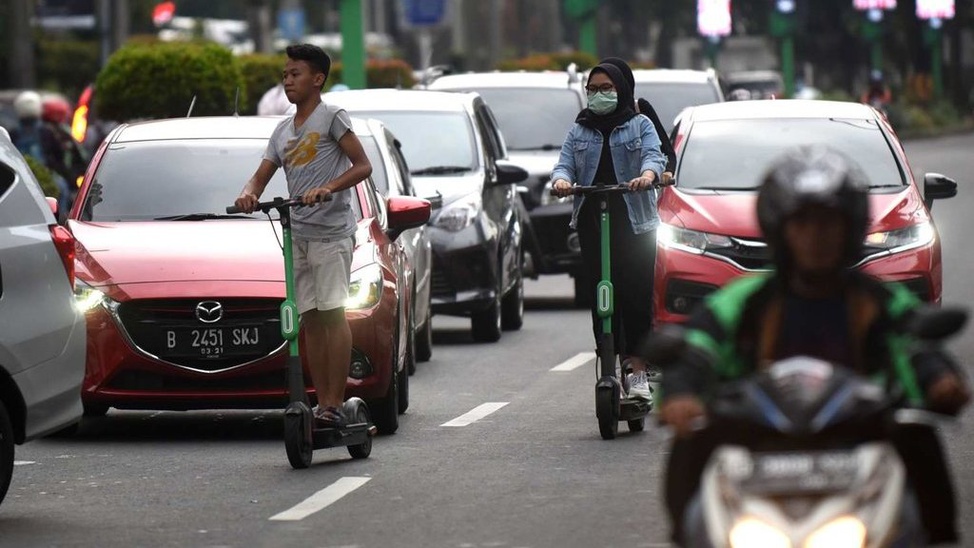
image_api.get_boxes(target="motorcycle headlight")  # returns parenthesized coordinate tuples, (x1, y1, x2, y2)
(657, 223, 734, 254)
(74, 281, 108, 313)
(540, 180, 570, 206)
(729, 517, 791, 548)
(345, 264, 382, 310)
(864, 222, 935, 252)
(804, 516, 866, 548)
(433, 193, 481, 232)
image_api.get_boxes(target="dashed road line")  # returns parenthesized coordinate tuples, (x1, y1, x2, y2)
(549, 352, 596, 372)
(13, 461, 36, 466)
(441, 402, 509, 427)
(269, 477, 371, 521)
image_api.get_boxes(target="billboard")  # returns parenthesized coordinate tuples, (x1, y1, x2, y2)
(697, 0, 731, 37)
(853, 0, 897, 9)
(916, 0, 954, 19)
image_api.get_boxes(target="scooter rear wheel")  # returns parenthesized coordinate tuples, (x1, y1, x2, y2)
(596, 388, 618, 440)
(627, 418, 645, 432)
(346, 399, 373, 460)
(284, 408, 313, 469)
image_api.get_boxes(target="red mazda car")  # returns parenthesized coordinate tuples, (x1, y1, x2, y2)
(656, 100, 958, 325)
(64, 116, 430, 434)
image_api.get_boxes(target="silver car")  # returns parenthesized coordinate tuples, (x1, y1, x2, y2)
(352, 116, 434, 369)
(0, 128, 85, 506)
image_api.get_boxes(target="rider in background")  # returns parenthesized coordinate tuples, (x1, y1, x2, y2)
(652, 145, 970, 546)
(10, 90, 75, 212)
(550, 62, 667, 401)
(860, 69, 893, 112)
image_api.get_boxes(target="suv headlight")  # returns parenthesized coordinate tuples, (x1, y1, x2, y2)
(433, 192, 481, 232)
(540, 180, 570, 206)
(657, 223, 734, 254)
(345, 263, 382, 310)
(75, 280, 108, 313)
(864, 222, 935, 252)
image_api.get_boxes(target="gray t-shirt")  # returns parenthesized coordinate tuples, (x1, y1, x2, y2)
(263, 102, 356, 241)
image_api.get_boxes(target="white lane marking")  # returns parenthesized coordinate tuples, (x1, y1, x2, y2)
(549, 352, 596, 372)
(269, 477, 371, 521)
(13, 461, 36, 466)
(441, 402, 509, 427)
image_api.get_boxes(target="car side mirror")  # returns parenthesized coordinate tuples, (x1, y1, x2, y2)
(387, 196, 431, 240)
(495, 160, 528, 186)
(907, 306, 968, 341)
(923, 172, 957, 210)
(46, 196, 59, 217)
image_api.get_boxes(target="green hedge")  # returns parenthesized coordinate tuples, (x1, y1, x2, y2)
(95, 42, 246, 121)
(495, 51, 598, 72)
(238, 53, 287, 115)
(327, 59, 416, 90)
(23, 155, 58, 199)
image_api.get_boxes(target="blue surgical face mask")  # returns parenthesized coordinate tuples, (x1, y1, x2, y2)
(587, 91, 618, 115)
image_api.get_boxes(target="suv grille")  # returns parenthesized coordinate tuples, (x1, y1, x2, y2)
(116, 298, 284, 372)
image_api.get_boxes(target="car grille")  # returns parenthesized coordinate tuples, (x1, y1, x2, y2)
(431, 265, 454, 296)
(708, 238, 773, 271)
(115, 298, 285, 372)
(105, 369, 288, 393)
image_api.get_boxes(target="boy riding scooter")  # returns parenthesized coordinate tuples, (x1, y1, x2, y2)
(651, 145, 971, 546)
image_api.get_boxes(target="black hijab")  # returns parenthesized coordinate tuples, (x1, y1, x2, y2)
(576, 63, 636, 136)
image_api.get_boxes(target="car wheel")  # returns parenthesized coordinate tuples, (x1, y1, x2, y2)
(82, 403, 109, 418)
(399, 314, 412, 415)
(0, 400, 14, 506)
(415, 301, 433, 363)
(471, 289, 502, 343)
(501, 266, 524, 331)
(370, 346, 400, 435)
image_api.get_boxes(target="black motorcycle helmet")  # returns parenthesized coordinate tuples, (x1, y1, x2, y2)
(757, 145, 870, 270)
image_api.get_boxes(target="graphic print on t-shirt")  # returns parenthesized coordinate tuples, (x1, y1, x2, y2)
(284, 132, 320, 168)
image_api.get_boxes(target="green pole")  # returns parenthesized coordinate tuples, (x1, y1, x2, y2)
(932, 28, 943, 99)
(782, 35, 795, 98)
(340, 0, 366, 89)
(871, 40, 882, 74)
(580, 15, 597, 58)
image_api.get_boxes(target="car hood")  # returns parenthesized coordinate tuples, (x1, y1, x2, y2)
(412, 173, 484, 208)
(70, 220, 373, 290)
(507, 150, 559, 179)
(659, 187, 925, 237)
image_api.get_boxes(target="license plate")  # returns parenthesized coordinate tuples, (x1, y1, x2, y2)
(741, 451, 860, 494)
(162, 326, 264, 359)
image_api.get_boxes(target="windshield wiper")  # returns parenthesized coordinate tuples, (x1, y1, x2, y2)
(691, 186, 760, 191)
(519, 144, 561, 151)
(153, 213, 252, 221)
(410, 166, 471, 176)
(868, 184, 903, 189)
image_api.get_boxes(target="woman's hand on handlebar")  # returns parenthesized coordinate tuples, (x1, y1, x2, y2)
(627, 171, 656, 192)
(552, 178, 573, 198)
(234, 191, 259, 214)
(302, 186, 333, 205)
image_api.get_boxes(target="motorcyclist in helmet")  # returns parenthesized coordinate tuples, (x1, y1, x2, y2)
(650, 145, 970, 546)
(861, 69, 893, 112)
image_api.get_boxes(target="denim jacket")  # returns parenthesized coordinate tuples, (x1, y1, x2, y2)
(550, 114, 667, 234)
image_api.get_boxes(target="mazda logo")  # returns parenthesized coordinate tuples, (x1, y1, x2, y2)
(195, 301, 223, 323)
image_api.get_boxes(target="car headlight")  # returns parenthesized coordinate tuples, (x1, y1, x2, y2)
(864, 221, 935, 252)
(433, 192, 481, 231)
(345, 263, 382, 310)
(803, 516, 866, 548)
(540, 180, 570, 206)
(729, 517, 791, 548)
(657, 223, 734, 254)
(74, 281, 108, 313)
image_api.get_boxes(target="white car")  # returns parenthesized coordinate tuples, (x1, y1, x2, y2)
(0, 128, 85, 506)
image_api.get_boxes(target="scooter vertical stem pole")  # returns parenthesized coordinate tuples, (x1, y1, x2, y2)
(277, 202, 305, 404)
(596, 191, 615, 379)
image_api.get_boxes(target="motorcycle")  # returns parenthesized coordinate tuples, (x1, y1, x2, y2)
(648, 306, 967, 548)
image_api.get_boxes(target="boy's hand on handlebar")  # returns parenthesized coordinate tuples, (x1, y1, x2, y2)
(234, 192, 259, 214)
(627, 172, 655, 191)
(303, 186, 333, 205)
(661, 171, 674, 186)
(659, 395, 706, 438)
(552, 179, 573, 197)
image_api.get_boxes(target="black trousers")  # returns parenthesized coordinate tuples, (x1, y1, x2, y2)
(576, 194, 656, 358)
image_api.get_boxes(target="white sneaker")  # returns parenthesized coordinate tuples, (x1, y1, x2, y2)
(626, 371, 653, 401)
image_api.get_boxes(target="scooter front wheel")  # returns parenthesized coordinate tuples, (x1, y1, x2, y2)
(596, 387, 618, 440)
(345, 398, 373, 460)
(284, 403, 313, 469)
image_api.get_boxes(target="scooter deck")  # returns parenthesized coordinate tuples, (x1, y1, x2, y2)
(619, 398, 653, 421)
(311, 422, 376, 449)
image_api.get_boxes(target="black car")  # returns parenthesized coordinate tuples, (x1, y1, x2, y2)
(326, 89, 528, 342)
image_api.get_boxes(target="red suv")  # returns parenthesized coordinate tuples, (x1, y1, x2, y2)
(66, 116, 430, 434)
(656, 100, 958, 325)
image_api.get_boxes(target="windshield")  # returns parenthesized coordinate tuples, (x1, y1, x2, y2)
(462, 88, 582, 151)
(634, 82, 722, 134)
(79, 140, 360, 221)
(348, 111, 477, 174)
(359, 135, 389, 194)
(677, 118, 905, 191)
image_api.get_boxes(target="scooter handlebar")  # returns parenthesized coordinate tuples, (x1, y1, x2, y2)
(226, 193, 333, 214)
(549, 179, 674, 197)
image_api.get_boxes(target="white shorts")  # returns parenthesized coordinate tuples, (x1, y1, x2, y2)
(293, 237, 353, 314)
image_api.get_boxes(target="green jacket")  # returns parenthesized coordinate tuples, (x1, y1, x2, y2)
(661, 271, 950, 407)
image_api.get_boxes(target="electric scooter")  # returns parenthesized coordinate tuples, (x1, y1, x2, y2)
(557, 181, 669, 440)
(227, 195, 376, 468)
